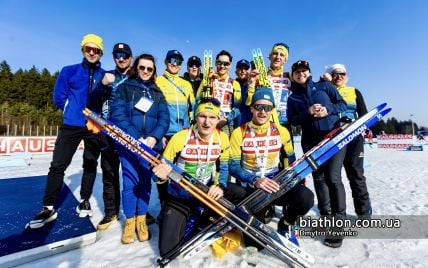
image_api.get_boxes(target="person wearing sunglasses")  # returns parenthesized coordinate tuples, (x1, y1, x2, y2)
(229, 87, 314, 249)
(287, 60, 347, 248)
(26, 34, 107, 229)
(110, 54, 170, 244)
(235, 59, 253, 125)
(86, 42, 135, 231)
(196, 50, 242, 137)
(155, 50, 196, 217)
(322, 64, 372, 218)
(182, 55, 203, 96)
(152, 98, 245, 257)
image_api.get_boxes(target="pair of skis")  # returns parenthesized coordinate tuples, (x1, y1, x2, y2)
(251, 48, 270, 87)
(83, 103, 391, 267)
(83, 107, 315, 267)
(83, 108, 317, 267)
(157, 103, 391, 267)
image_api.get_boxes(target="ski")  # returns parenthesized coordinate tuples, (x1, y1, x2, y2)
(161, 103, 391, 264)
(251, 48, 270, 87)
(82, 108, 316, 268)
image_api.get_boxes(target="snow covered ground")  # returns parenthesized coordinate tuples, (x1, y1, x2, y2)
(1, 144, 428, 268)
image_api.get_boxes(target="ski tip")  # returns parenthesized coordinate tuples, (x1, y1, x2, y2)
(375, 103, 387, 111)
(380, 107, 392, 116)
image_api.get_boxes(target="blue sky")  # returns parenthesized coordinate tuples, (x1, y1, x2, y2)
(1, 0, 427, 127)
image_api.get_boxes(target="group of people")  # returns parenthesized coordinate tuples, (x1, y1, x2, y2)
(26, 33, 372, 257)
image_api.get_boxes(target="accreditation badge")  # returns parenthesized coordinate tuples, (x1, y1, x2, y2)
(134, 96, 153, 113)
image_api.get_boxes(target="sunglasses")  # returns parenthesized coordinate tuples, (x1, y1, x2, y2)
(138, 65, 154, 73)
(216, 61, 231, 67)
(200, 97, 221, 107)
(237, 65, 250, 70)
(169, 58, 182, 66)
(188, 63, 201, 68)
(253, 104, 274, 112)
(273, 42, 289, 51)
(332, 72, 346, 76)
(113, 52, 131, 60)
(83, 46, 102, 55)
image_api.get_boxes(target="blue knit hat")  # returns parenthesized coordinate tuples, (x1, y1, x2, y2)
(251, 87, 275, 106)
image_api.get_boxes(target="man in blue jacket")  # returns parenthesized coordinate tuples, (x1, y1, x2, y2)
(27, 34, 106, 229)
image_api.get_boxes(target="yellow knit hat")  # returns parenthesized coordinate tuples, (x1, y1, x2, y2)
(81, 34, 104, 53)
(196, 101, 220, 118)
(271, 43, 289, 61)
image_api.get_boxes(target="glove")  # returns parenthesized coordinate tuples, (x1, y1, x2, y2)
(210, 229, 241, 259)
(86, 119, 101, 133)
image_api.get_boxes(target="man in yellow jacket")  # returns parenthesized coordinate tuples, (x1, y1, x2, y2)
(156, 50, 196, 206)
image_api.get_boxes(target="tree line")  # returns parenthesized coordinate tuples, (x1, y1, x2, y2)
(0, 60, 425, 136)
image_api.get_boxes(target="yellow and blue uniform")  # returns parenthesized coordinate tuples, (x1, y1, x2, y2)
(156, 71, 195, 137)
(162, 126, 230, 200)
(230, 119, 313, 250)
(336, 85, 368, 120)
(196, 75, 242, 119)
(246, 68, 291, 126)
(229, 121, 295, 186)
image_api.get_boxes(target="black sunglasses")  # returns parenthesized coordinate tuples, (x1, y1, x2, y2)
(199, 97, 221, 107)
(83, 46, 101, 55)
(216, 60, 231, 67)
(113, 52, 131, 60)
(253, 104, 274, 112)
(332, 72, 346, 76)
(138, 65, 154, 73)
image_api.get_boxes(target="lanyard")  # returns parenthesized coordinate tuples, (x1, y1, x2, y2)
(164, 74, 187, 124)
(249, 122, 271, 178)
(192, 129, 215, 181)
(163, 74, 186, 96)
(111, 76, 128, 90)
(139, 83, 153, 100)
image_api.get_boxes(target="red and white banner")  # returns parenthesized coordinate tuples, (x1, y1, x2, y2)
(0, 136, 84, 155)
(376, 134, 413, 149)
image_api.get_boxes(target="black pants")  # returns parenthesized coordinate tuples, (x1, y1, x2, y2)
(312, 147, 347, 216)
(243, 183, 314, 248)
(42, 125, 119, 212)
(43, 125, 97, 206)
(344, 135, 371, 215)
(99, 133, 121, 217)
(158, 183, 246, 257)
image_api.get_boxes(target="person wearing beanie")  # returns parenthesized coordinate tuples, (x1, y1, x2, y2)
(81, 33, 104, 55)
(153, 98, 245, 257)
(287, 60, 347, 248)
(27, 34, 107, 229)
(229, 87, 314, 249)
(246, 43, 293, 139)
(110, 53, 170, 244)
(182, 55, 203, 96)
(322, 63, 372, 217)
(155, 50, 195, 218)
(196, 50, 242, 137)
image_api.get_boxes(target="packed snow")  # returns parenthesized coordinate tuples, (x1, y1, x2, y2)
(1, 143, 428, 268)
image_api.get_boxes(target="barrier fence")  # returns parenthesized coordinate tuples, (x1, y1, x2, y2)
(0, 125, 60, 137)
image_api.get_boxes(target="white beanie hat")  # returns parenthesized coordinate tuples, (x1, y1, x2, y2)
(326, 63, 347, 74)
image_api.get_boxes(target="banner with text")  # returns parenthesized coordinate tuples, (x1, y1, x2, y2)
(376, 134, 413, 149)
(0, 137, 84, 155)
